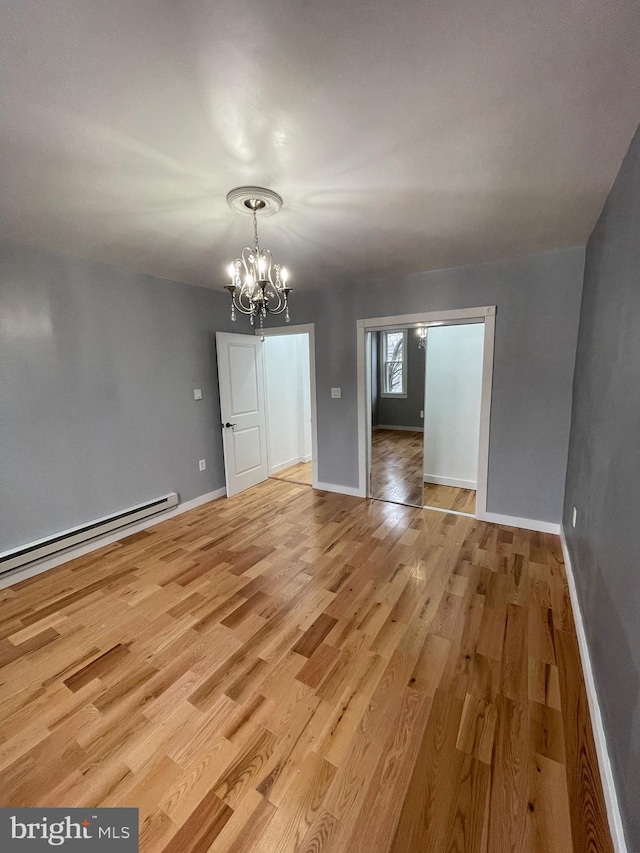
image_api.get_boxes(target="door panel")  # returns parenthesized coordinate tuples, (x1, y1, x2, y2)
(228, 343, 260, 414)
(232, 426, 263, 476)
(216, 332, 268, 497)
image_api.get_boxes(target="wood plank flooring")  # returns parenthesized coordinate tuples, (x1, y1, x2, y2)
(372, 429, 477, 512)
(424, 482, 477, 514)
(0, 480, 613, 853)
(371, 429, 424, 506)
(270, 462, 313, 486)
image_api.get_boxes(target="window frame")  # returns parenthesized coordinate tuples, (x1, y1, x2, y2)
(379, 329, 408, 397)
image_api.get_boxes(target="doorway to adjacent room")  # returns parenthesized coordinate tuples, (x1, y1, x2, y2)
(215, 324, 317, 497)
(358, 306, 495, 518)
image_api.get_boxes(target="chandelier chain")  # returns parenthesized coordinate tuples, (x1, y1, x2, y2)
(253, 209, 260, 254)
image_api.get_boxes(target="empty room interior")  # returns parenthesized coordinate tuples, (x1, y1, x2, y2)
(1, 1, 640, 851)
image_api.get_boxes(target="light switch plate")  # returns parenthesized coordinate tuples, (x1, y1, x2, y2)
(199, 459, 206, 471)
(193, 389, 203, 400)
(331, 387, 341, 398)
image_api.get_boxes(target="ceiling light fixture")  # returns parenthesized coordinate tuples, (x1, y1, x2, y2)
(224, 186, 291, 340)
(417, 321, 445, 349)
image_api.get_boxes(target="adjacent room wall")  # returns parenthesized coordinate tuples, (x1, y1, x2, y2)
(0, 239, 233, 552)
(297, 336, 312, 462)
(263, 333, 312, 474)
(563, 124, 640, 849)
(377, 328, 425, 429)
(370, 332, 379, 428)
(423, 323, 484, 489)
(285, 246, 585, 522)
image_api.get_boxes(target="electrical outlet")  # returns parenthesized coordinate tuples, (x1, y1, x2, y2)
(420, 409, 424, 418)
(199, 459, 206, 472)
(572, 507, 577, 527)
(331, 387, 341, 399)
(193, 389, 203, 400)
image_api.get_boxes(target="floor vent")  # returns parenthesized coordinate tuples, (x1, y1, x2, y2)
(0, 493, 179, 575)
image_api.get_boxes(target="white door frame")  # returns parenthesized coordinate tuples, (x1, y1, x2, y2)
(357, 306, 496, 517)
(256, 324, 319, 489)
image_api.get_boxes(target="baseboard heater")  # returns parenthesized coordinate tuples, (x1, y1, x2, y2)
(0, 492, 179, 575)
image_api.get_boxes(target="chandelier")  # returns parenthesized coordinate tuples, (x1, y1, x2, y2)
(224, 186, 291, 339)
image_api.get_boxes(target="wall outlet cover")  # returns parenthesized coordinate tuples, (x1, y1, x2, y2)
(193, 389, 203, 400)
(572, 506, 577, 527)
(331, 387, 341, 398)
(199, 459, 206, 471)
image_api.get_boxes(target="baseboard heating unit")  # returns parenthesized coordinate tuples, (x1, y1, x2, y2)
(0, 492, 179, 575)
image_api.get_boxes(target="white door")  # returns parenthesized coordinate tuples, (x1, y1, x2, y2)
(216, 332, 269, 497)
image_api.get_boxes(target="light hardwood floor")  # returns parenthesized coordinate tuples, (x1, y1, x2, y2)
(0, 480, 613, 853)
(423, 482, 477, 514)
(270, 461, 313, 486)
(372, 429, 477, 513)
(371, 429, 424, 506)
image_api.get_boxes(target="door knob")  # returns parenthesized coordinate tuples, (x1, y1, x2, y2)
(223, 422, 237, 429)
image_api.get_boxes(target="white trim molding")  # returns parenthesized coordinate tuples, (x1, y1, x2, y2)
(0, 488, 226, 591)
(314, 482, 365, 498)
(424, 474, 476, 489)
(560, 528, 628, 853)
(377, 424, 424, 432)
(475, 510, 560, 534)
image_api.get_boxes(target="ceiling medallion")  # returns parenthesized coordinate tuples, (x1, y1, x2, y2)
(224, 186, 291, 340)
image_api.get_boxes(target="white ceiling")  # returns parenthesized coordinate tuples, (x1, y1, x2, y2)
(1, 0, 639, 291)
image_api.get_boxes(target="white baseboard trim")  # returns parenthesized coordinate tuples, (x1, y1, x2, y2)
(475, 510, 560, 534)
(424, 474, 477, 490)
(560, 527, 628, 853)
(269, 458, 301, 476)
(0, 488, 227, 591)
(314, 481, 365, 498)
(377, 424, 423, 432)
(301, 453, 313, 463)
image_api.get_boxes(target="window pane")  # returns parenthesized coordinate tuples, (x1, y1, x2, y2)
(386, 331, 404, 360)
(381, 330, 406, 394)
(387, 360, 403, 392)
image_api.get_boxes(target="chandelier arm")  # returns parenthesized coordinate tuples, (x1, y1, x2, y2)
(231, 299, 256, 317)
(263, 288, 284, 313)
(233, 288, 256, 314)
(265, 294, 289, 315)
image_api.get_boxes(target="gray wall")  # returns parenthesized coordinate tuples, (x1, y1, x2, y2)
(1, 239, 585, 553)
(563, 124, 640, 849)
(288, 246, 585, 521)
(376, 329, 425, 429)
(0, 240, 232, 551)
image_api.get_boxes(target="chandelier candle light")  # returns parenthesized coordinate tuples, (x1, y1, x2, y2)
(224, 186, 291, 340)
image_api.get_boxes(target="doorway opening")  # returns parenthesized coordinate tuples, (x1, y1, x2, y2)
(215, 325, 317, 498)
(358, 307, 495, 518)
(262, 328, 315, 488)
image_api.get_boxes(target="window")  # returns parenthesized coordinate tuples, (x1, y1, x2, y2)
(380, 329, 407, 396)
